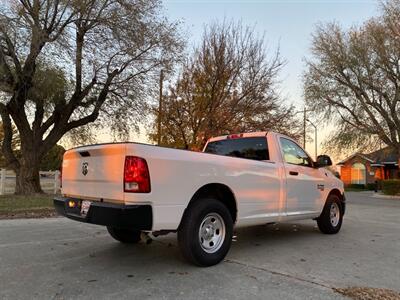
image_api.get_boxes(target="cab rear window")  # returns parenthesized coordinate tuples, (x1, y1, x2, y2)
(204, 137, 269, 161)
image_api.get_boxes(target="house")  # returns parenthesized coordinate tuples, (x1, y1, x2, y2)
(337, 147, 400, 186)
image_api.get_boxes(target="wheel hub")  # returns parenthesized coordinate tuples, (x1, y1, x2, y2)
(203, 226, 214, 240)
(330, 202, 340, 227)
(199, 213, 226, 253)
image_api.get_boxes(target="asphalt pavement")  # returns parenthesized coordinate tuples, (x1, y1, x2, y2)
(0, 191, 399, 300)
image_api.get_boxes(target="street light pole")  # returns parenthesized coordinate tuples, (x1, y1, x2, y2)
(157, 69, 164, 146)
(306, 119, 317, 161)
(294, 107, 311, 150)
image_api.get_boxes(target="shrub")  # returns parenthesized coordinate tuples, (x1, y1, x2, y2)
(347, 184, 366, 190)
(366, 183, 377, 191)
(382, 180, 400, 196)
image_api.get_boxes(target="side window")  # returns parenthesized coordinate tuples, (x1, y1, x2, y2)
(280, 138, 313, 167)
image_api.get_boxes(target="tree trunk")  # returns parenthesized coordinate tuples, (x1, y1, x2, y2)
(398, 148, 400, 172)
(14, 155, 43, 195)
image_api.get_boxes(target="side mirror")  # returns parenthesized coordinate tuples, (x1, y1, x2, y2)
(316, 155, 332, 168)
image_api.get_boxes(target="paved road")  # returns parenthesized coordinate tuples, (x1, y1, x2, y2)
(1, 192, 399, 300)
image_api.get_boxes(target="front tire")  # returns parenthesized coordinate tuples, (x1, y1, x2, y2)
(178, 198, 233, 267)
(317, 194, 343, 234)
(107, 227, 141, 243)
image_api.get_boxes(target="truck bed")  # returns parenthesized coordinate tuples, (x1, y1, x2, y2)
(62, 141, 283, 230)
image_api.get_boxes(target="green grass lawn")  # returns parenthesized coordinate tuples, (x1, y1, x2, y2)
(0, 194, 56, 218)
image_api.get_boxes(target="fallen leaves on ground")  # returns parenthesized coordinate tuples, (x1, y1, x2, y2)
(334, 287, 400, 300)
(0, 208, 57, 219)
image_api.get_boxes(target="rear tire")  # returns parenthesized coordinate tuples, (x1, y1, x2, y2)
(178, 198, 233, 267)
(107, 227, 141, 243)
(317, 194, 343, 234)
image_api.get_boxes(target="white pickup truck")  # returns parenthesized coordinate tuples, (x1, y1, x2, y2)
(54, 131, 345, 266)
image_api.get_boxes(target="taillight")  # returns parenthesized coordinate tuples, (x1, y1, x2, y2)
(124, 156, 151, 193)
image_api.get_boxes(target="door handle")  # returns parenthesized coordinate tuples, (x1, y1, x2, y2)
(289, 171, 299, 176)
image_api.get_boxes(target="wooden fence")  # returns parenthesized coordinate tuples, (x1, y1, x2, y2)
(0, 169, 61, 195)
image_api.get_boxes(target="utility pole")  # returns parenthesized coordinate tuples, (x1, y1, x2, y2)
(157, 69, 164, 145)
(303, 107, 306, 149)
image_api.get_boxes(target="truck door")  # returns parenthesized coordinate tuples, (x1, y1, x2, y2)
(279, 137, 324, 216)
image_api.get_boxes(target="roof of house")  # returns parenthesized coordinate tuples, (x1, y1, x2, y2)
(337, 147, 399, 165)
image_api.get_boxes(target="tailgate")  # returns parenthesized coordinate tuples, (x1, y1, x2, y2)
(61, 144, 126, 202)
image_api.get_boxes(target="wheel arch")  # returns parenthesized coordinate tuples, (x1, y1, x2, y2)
(327, 188, 346, 215)
(183, 183, 238, 224)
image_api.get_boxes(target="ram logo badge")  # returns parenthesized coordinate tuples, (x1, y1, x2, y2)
(82, 162, 89, 176)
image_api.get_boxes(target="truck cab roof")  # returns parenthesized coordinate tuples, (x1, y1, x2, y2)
(206, 131, 268, 143)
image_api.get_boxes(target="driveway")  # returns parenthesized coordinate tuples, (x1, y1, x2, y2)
(0, 192, 399, 299)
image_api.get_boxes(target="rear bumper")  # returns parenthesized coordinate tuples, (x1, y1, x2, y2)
(54, 197, 152, 230)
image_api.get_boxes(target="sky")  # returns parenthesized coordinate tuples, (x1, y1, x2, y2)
(95, 0, 380, 161)
(154, 0, 380, 161)
(162, 0, 378, 107)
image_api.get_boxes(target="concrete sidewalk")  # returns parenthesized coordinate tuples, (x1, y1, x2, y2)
(370, 192, 400, 200)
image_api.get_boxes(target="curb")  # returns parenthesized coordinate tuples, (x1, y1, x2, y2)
(370, 193, 400, 200)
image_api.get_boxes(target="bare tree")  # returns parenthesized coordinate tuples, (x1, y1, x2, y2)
(0, 0, 183, 194)
(150, 21, 299, 150)
(304, 0, 400, 156)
